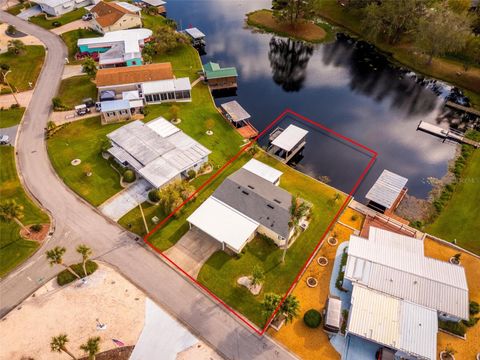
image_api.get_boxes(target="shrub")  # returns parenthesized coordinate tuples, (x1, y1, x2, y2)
(462, 316, 479, 327)
(30, 224, 43, 232)
(187, 169, 196, 180)
(335, 248, 349, 292)
(52, 21, 61, 27)
(341, 309, 349, 334)
(439, 320, 466, 337)
(470, 301, 479, 315)
(303, 309, 322, 328)
(148, 189, 160, 203)
(350, 214, 358, 221)
(57, 260, 98, 286)
(10, 103, 20, 109)
(123, 169, 136, 183)
(52, 97, 65, 111)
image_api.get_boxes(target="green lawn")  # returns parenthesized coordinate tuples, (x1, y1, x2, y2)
(61, 28, 102, 63)
(57, 75, 97, 110)
(6, 3, 26, 15)
(0, 107, 25, 128)
(151, 42, 202, 81)
(426, 145, 480, 255)
(141, 12, 168, 32)
(29, 8, 86, 29)
(197, 152, 346, 327)
(46, 117, 124, 206)
(0, 146, 49, 276)
(0, 46, 45, 92)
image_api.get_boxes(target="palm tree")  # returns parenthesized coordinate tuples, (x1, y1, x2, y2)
(261, 293, 281, 323)
(46, 246, 81, 279)
(0, 200, 30, 234)
(280, 294, 300, 324)
(282, 195, 310, 263)
(80, 336, 101, 360)
(76, 244, 92, 277)
(50, 334, 77, 359)
(251, 265, 265, 287)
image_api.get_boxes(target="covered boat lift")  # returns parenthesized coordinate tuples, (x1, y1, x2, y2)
(182, 27, 206, 47)
(365, 170, 408, 214)
(219, 100, 258, 139)
(267, 124, 308, 163)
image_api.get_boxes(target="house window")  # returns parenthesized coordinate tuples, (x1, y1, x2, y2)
(120, 109, 128, 115)
(167, 92, 175, 100)
(145, 94, 153, 102)
(160, 92, 168, 101)
(153, 94, 160, 102)
(107, 112, 115, 117)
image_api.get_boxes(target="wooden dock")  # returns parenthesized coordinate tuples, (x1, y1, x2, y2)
(445, 101, 480, 117)
(417, 121, 479, 148)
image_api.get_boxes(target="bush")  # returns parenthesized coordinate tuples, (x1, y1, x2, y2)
(335, 248, 348, 292)
(10, 103, 20, 109)
(148, 189, 160, 203)
(439, 320, 466, 337)
(470, 301, 480, 315)
(462, 316, 479, 327)
(30, 224, 43, 232)
(303, 309, 322, 328)
(57, 260, 98, 286)
(187, 169, 196, 180)
(123, 169, 136, 183)
(52, 21, 61, 27)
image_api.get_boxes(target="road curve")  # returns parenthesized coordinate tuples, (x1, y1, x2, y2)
(0, 9, 298, 360)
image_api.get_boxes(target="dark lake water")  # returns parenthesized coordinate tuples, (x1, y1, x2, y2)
(166, 0, 462, 201)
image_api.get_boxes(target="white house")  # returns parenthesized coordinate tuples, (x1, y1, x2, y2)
(35, 0, 94, 17)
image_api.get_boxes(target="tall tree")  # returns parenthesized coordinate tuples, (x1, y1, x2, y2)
(50, 334, 77, 360)
(80, 336, 101, 360)
(282, 195, 310, 262)
(7, 39, 26, 55)
(273, 0, 315, 26)
(280, 294, 300, 324)
(76, 244, 92, 277)
(416, 5, 473, 65)
(0, 200, 29, 234)
(363, 0, 427, 44)
(46, 246, 81, 279)
(82, 58, 97, 78)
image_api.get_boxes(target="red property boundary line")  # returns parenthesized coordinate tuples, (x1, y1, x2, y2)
(143, 109, 378, 336)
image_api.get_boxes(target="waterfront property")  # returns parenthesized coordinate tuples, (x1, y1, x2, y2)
(219, 100, 258, 139)
(134, 0, 166, 14)
(90, 1, 142, 34)
(77, 28, 152, 68)
(267, 124, 309, 163)
(365, 169, 408, 214)
(106, 117, 211, 189)
(182, 27, 206, 47)
(96, 63, 191, 108)
(202, 61, 238, 91)
(100, 94, 144, 124)
(187, 160, 295, 254)
(34, 0, 92, 17)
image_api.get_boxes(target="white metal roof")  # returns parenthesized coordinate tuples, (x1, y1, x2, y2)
(113, 1, 141, 13)
(146, 117, 180, 137)
(365, 170, 408, 209)
(77, 28, 152, 55)
(348, 285, 437, 360)
(271, 125, 308, 152)
(242, 159, 282, 184)
(173, 77, 192, 91)
(187, 197, 259, 253)
(220, 101, 250, 122)
(141, 77, 191, 95)
(122, 90, 140, 100)
(139, 0, 165, 6)
(345, 228, 469, 319)
(184, 27, 205, 39)
(325, 297, 342, 330)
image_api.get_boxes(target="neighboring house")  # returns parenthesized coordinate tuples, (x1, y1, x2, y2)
(77, 28, 152, 68)
(342, 227, 469, 360)
(35, 0, 94, 17)
(90, 1, 142, 34)
(100, 90, 144, 124)
(187, 159, 298, 254)
(106, 117, 211, 189)
(202, 61, 238, 90)
(96, 63, 192, 105)
(133, 0, 166, 14)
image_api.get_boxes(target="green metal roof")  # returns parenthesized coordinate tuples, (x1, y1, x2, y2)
(203, 61, 238, 79)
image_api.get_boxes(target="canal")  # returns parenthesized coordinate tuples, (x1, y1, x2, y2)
(166, 0, 460, 201)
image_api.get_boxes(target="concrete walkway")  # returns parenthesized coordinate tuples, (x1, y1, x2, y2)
(191, 76, 203, 87)
(61, 65, 83, 79)
(50, 109, 99, 125)
(164, 227, 221, 278)
(0, 90, 33, 108)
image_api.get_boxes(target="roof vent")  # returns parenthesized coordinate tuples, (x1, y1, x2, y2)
(242, 190, 249, 195)
(247, 185, 255, 189)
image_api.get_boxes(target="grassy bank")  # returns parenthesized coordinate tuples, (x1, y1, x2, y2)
(46, 117, 124, 206)
(57, 75, 97, 110)
(426, 132, 480, 254)
(0, 45, 45, 92)
(246, 9, 328, 43)
(197, 152, 346, 327)
(29, 8, 86, 29)
(0, 147, 49, 276)
(0, 107, 25, 128)
(314, 1, 480, 99)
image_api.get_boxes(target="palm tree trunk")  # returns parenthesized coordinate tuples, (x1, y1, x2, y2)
(14, 217, 30, 235)
(281, 239, 289, 263)
(82, 260, 87, 277)
(63, 264, 81, 279)
(61, 346, 77, 359)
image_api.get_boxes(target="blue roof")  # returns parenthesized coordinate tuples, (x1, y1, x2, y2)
(101, 99, 130, 112)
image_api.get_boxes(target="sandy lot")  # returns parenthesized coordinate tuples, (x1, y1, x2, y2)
(0, 23, 43, 54)
(0, 264, 145, 360)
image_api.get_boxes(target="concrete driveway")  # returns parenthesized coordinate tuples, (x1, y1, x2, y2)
(0, 124, 18, 146)
(164, 227, 221, 278)
(99, 179, 151, 221)
(17, 5, 41, 20)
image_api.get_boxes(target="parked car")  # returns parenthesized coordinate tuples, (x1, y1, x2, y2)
(83, 98, 95, 108)
(82, 13, 93, 21)
(0, 134, 10, 145)
(75, 104, 91, 116)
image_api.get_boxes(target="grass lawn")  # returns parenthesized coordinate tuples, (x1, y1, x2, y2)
(0, 146, 49, 276)
(46, 117, 125, 206)
(57, 75, 97, 110)
(141, 12, 168, 32)
(0, 46, 45, 92)
(0, 107, 25, 128)
(6, 3, 26, 15)
(29, 8, 86, 29)
(314, 1, 480, 97)
(246, 9, 328, 43)
(61, 28, 102, 63)
(196, 152, 346, 327)
(426, 147, 480, 255)
(151, 42, 202, 82)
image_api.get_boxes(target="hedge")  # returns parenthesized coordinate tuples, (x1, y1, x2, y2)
(123, 169, 136, 183)
(439, 319, 466, 337)
(57, 260, 98, 286)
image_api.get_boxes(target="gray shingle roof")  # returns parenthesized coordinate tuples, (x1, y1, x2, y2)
(213, 168, 292, 239)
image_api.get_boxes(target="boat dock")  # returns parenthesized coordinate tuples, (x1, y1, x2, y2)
(267, 125, 308, 163)
(417, 121, 479, 148)
(218, 100, 258, 139)
(445, 101, 480, 118)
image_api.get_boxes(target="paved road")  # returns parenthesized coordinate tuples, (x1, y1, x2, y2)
(0, 9, 298, 360)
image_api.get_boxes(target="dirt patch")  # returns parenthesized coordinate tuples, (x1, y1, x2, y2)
(20, 223, 50, 242)
(80, 346, 134, 360)
(247, 9, 326, 42)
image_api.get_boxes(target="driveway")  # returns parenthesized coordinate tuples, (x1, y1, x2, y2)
(16, 5, 41, 20)
(99, 179, 151, 221)
(51, 19, 89, 35)
(164, 227, 221, 278)
(0, 124, 18, 146)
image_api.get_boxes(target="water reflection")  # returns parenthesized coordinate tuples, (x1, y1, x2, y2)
(268, 37, 314, 92)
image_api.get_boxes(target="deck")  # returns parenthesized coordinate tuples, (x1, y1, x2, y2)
(417, 121, 479, 148)
(237, 122, 258, 139)
(445, 101, 480, 117)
